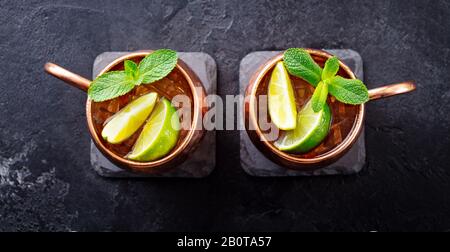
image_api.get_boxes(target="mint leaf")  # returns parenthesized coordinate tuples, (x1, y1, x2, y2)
(88, 71, 135, 102)
(311, 81, 328, 112)
(327, 76, 369, 104)
(124, 60, 138, 80)
(322, 56, 339, 80)
(139, 49, 178, 84)
(87, 49, 178, 102)
(282, 48, 368, 107)
(283, 48, 322, 87)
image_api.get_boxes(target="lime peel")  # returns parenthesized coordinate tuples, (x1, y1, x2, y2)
(274, 99, 331, 153)
(127, 97, 180, 162)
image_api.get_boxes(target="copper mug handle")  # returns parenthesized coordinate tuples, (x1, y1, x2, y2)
(44, 62, 91, 92)
(368, 81, 416, 101)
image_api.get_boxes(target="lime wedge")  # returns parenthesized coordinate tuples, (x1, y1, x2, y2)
(268, 61, 297, 130)
(102, 92, 158, 144)
(274, 99, 331, 153)
(127, 98, 180, 161)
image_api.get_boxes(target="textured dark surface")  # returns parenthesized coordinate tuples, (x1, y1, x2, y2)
(0, 0, 449, 231)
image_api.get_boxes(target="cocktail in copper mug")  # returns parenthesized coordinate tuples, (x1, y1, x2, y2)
(244, 49, 416, 170)
(45, 51, 207, 174)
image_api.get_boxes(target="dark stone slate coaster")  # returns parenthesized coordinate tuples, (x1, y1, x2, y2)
(239, 50, 366, 176)
(90, 52, 216, 178)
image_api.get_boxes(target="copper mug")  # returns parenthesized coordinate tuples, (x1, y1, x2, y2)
(244, 49, 416, 170)
(45, 51, 207, 173)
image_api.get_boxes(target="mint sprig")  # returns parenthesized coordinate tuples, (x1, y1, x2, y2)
(327, 76, 369, 104)
(283, 48, 322, 87)
(139, 49, 178, 84)
(283, 48, 369, 112)
(88, 49, 178, 102)
(87, 71, 135, 103)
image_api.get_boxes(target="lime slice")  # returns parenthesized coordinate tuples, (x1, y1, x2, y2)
(274, 99, 331, 153)
(127, 98, 180, 161)
(102, 92, 158, 144)
(268, 61, 297, 130)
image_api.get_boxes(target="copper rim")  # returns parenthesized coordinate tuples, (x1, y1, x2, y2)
(86, 51, 206, 172)
(245, 49, 365, 169)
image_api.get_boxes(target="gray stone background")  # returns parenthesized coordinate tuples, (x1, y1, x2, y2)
(0, 0, 449, 231)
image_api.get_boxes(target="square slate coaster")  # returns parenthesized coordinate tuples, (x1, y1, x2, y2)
(90, 52, 216, 178)
(239, 50, 366, 176)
